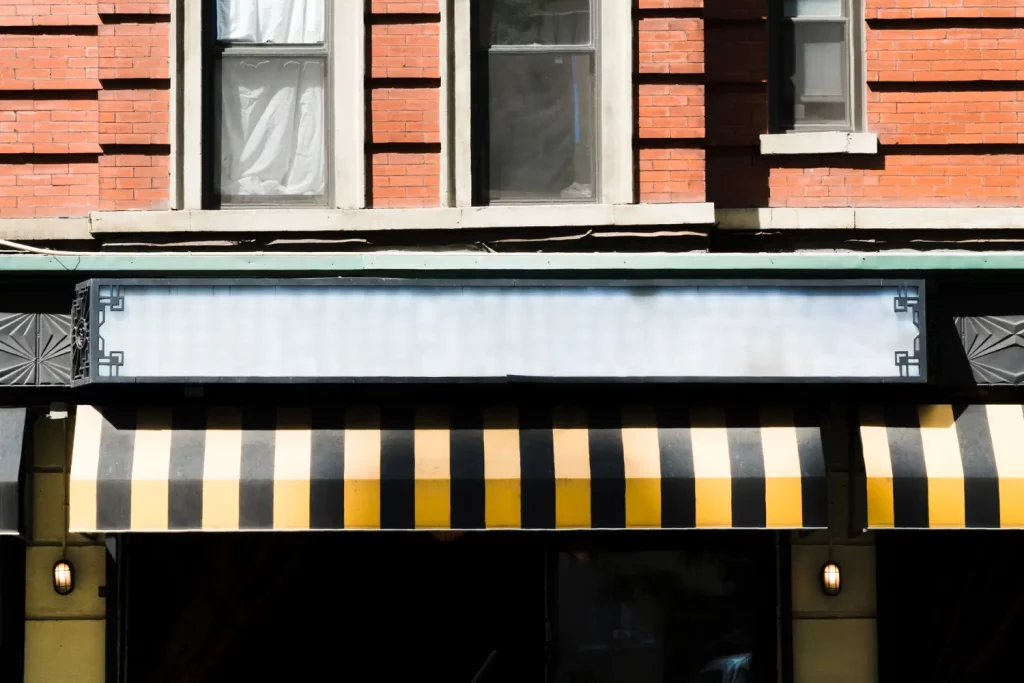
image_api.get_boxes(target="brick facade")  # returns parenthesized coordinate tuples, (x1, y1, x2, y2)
(0, 0, 1021, 222)
(0, 1, 169, 218)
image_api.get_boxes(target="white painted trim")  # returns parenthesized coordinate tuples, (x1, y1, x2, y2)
(759, 132, 878, 155)
(168, 0, 181, 210)
(334, 0, 365, 209)
(439, 0, 454, 206)
(89, 203, 715, 234)
(599, 0, 634, 204)
(181, 0, 203, 210)
(452, 0, 473, 207)
(717, 207, 1024, 231)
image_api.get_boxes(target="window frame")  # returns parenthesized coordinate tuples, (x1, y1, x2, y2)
(470, 0, 601, 207)
(207, 1, 334, 209)
(769, 0, 865, 135)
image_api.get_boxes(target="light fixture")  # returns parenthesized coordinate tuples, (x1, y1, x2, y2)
(821, 562, 841, 596)
(53, 560, 74, 596)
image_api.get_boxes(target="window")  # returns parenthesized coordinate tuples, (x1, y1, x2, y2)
(213, 0, 329, 205)
(770, 0, 863, 132)
(473, 0, 598, 204)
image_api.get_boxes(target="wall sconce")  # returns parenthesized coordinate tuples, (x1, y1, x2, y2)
(821, 562, 841, 596)
(53, 560, 74, 596)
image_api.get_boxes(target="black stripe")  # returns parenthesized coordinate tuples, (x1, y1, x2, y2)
(883, 405, 930, 529)
(657, 406, 695, 528)
(726, 406, 766, 528)
(794, 408, 827, 529)
(96, 407, 135, 531)
(520, 405, 555, 529)
(167, 407, 206, 530)
(953, 404, 1000, 529)
(450, 407, 485, 530)
(380, 406, 415, 530)
(589, 406, 625, 529)
(310, 407, 345, 530)
(239, 407, 276, 530)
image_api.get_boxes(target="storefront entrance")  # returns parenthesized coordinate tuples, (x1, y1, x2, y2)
(121, 533, 777, 683)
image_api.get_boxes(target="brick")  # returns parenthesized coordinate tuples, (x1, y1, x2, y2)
(370, 22, 440, 79)
(370, 87, 440, 144)
(371, 151, 440, 208)
(639, 147, 706, 202)
(638, 17, 704, 74)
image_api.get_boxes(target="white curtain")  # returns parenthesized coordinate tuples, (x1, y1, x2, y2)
(220, 58, 326, 198)
(217, 0, 325, 44)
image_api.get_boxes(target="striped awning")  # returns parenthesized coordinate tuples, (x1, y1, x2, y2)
(0, 408, 26, 535)
(69, 404, 827, 533)
(860, 404, 1024, 529)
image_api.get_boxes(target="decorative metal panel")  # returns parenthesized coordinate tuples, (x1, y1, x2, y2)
(72, 278, 927, 385)
(956, 315, 1024, 385)
(0, 312, 71, 386)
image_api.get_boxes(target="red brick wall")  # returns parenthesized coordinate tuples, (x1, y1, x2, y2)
(0, 1, 169, 219)
(637, 1, 706, 203)
(700, 0, 1024, 209)
(368, 4, 440, 208)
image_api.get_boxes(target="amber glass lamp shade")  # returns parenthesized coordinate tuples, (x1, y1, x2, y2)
(53, 560, 74, 596)
(821, 562, 841, 596)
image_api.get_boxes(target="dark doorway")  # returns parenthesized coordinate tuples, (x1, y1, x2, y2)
(124, 534, 545, 683)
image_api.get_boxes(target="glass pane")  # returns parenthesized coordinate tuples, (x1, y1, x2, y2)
(482, 0, 591, 46)
(784, 0, 844, 17)
(553, 550, 774, 683)
(792, 21, 848, 126)
(486, 52, 595, 203)
(218, 57, 327, 201)
(217, 0, 325, 44)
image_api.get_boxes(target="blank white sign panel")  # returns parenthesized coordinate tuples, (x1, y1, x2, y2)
(95, 283, 922, 380)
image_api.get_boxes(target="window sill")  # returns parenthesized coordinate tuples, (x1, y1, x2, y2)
(759, 132, 878, 156)
(88, 203, 717, 235)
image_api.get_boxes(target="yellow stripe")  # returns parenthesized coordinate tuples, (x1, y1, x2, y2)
(918, 405, 965, 528)
(621, 406, 661, 528)
(202, 407, 242, 530)
(859, 407, 894, 528)
(415, 407, 450, 529)
(130, 408, 172, 531)
(986, 404, 1024, 527)
(760, 408, 802, 528)
(483, 407, 521, 529)
(344, 406, 381, 529)
(690, 407, 731, 528)
(553, 407, 590, 529)
(274, 407, 312, 530)
(69, 406, 103, 533)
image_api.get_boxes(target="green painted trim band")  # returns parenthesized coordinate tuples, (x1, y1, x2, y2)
(1, 251, 1024, 273)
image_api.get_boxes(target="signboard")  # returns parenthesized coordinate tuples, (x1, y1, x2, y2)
(71, 279, 925, 384)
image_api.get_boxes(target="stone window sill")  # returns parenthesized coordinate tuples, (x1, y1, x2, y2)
(760, 132, 879, 155)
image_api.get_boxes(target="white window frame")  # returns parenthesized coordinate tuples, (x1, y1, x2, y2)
(769, 0, 866, 134)
(449, 0, 632, 207)
(178, 0, 365, 210)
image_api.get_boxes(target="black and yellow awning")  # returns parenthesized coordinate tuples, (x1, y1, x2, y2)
(70, 404, 827, 532)
(860, 404, 1024, 529)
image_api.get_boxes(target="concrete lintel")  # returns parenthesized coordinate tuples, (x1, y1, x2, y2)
(0, 217, 92, 240)
(760, 132, 879, 155)
(855, 207, 1024, 231)
(718, 207, 1024, 232)
(717, 208, 855, 231)
(89, 203, 718, 234)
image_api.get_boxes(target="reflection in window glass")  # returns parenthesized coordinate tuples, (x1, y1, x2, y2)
(554, 550, 772, 683)
(482, 0, 591, 46)
(486, 52, 595, 202)
(790, 21, 847, 127)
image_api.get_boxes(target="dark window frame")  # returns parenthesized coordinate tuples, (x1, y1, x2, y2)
(205, 0, 333, 209)
(471, 0, 601, 206)
(769, 0, 865, 134)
